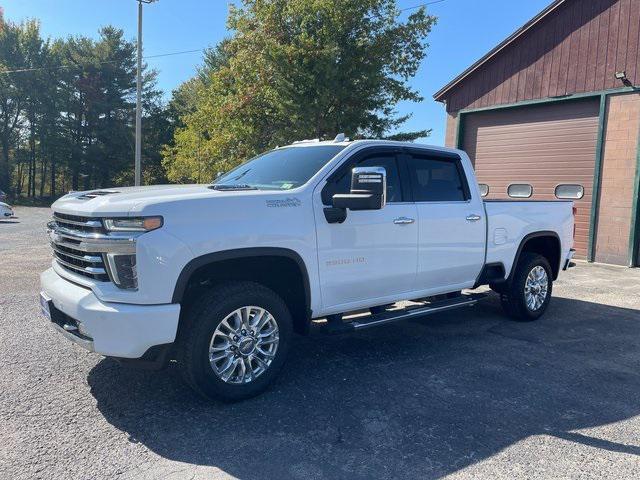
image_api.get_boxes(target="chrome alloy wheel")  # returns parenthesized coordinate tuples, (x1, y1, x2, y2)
(208, 306, 279, 384)
(524, 265, 549, 311)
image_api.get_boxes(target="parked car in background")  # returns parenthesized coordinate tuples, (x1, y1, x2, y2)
(0, 202, 14, 218)
(40, 138, 576, 401)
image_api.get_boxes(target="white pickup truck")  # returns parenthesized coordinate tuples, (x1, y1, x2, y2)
(40, 138, 575, 401)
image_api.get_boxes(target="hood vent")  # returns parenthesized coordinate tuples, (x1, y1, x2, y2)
(209, 184, 257, 191)
(77, 190, 120, 200)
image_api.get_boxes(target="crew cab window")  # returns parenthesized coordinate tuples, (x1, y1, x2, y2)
(329, 155, 403, 203)
(407, 155, 468, 202)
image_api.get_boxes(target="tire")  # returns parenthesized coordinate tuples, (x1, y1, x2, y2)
(177, 281, 293, 402)
(500, 253, 553, 321)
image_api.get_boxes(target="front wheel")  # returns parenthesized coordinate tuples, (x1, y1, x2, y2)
(177, 281, 292, 402)
(500, 253, 553, 321)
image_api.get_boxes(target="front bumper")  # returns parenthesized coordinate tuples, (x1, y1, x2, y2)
(40, 268, 180, 358)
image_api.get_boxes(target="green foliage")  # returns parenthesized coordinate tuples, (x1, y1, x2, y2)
(0, 15, 165, 198)
(164, 0, 435, 182)
(0, 1, 437, 194)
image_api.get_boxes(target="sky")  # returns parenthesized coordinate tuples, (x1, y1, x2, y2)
(4, 0, 552, 146)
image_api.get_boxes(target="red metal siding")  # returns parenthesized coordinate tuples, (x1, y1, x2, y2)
(443, 0, 640, 113)
(462, 99, 600, 258)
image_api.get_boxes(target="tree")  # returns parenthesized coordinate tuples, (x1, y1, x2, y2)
(0, 16, 165, 200)
(0, 14, 26, 194)
(52, 27, 157, 191)
(18, 19, 46, 198)
(163, 0, 436, 182)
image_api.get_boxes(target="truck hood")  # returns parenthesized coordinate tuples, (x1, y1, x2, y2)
(51, 184, 272, 216)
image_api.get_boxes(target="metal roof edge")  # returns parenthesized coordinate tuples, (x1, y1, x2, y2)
(433, 0, 567, 102)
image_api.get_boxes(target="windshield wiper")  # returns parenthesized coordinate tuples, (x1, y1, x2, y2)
(209, 184, 258, 191)
(231, 169, 251, 181)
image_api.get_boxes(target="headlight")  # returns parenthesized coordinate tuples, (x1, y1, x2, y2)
(104, 253, 138, 289)
(103, 216, 163, 232)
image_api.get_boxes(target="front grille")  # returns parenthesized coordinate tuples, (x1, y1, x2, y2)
(53, 212, 105, 233)
(50, 213, 109, 281)
(51, 243, 109, 281)
(49, 211, 138, 286)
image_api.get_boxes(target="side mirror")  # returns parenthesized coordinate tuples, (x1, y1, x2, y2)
(332, 167, 386, 210)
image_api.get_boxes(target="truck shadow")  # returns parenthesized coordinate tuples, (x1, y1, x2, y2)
(88, 294, 640, 479)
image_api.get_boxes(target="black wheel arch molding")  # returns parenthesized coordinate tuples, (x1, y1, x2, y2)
(508, 230, 563, 282)
(172, 247, 312, 318)
(477, 231, 563, 288)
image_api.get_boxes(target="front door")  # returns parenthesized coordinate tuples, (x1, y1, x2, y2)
(313, 150, 418, 312)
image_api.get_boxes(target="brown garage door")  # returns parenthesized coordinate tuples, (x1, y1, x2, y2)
(463, 99, 599, 258)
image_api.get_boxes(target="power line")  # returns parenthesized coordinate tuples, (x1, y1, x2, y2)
(399, 0, 446, 13)
(145, 48, 202, 59)
(0, 48, 204, 75)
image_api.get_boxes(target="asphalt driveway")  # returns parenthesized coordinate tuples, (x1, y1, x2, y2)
(1, 206, 640, 479)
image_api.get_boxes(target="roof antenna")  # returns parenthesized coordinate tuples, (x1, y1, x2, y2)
(333, 133, 349, 142)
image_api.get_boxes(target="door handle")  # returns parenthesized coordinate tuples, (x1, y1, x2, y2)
(466, 214, 482, 222)
(393, 217, 415, 225)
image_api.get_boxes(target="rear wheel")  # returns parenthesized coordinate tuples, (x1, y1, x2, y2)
(177, 281, 292, 402)
(500, 253, 553, 321)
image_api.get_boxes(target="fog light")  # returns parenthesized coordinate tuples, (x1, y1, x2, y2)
(105, 254, 138, 289)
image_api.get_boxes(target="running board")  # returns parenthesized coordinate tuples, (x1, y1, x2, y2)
(326, 293, 488, 334)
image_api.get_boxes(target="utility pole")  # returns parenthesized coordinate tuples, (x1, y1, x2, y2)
(135, 0, 157, 186)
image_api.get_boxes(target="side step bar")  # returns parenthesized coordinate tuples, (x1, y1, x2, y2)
(326, 293, 488, 334)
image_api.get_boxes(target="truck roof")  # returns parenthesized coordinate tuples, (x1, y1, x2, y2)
(283, 138, 463, 156)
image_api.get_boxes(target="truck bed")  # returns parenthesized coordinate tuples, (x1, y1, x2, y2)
(483, 199, 575, 279)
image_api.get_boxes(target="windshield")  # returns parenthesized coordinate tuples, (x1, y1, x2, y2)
(212, 145, 346, 190)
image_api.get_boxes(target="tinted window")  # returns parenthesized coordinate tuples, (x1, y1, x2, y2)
(213, 145, 345, 190)
(331, 155, 403, 202)
(407, 156, 467, 202)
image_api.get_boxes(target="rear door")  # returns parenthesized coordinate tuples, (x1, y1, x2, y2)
(313, 148, 418, 311)
(404, 150, 485, 292)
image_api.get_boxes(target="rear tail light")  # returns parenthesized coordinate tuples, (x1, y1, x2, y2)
(572, 206, 577, 240)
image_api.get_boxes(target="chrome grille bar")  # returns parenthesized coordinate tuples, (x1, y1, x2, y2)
(48, 222, 137, 254)
(48, 212, 139, 283)
(50, 243, 102, 263)
(54, 256, 107, 276)
(52, 214, 103, 229)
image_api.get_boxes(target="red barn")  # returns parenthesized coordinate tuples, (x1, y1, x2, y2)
(434, 0, 640, 266)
